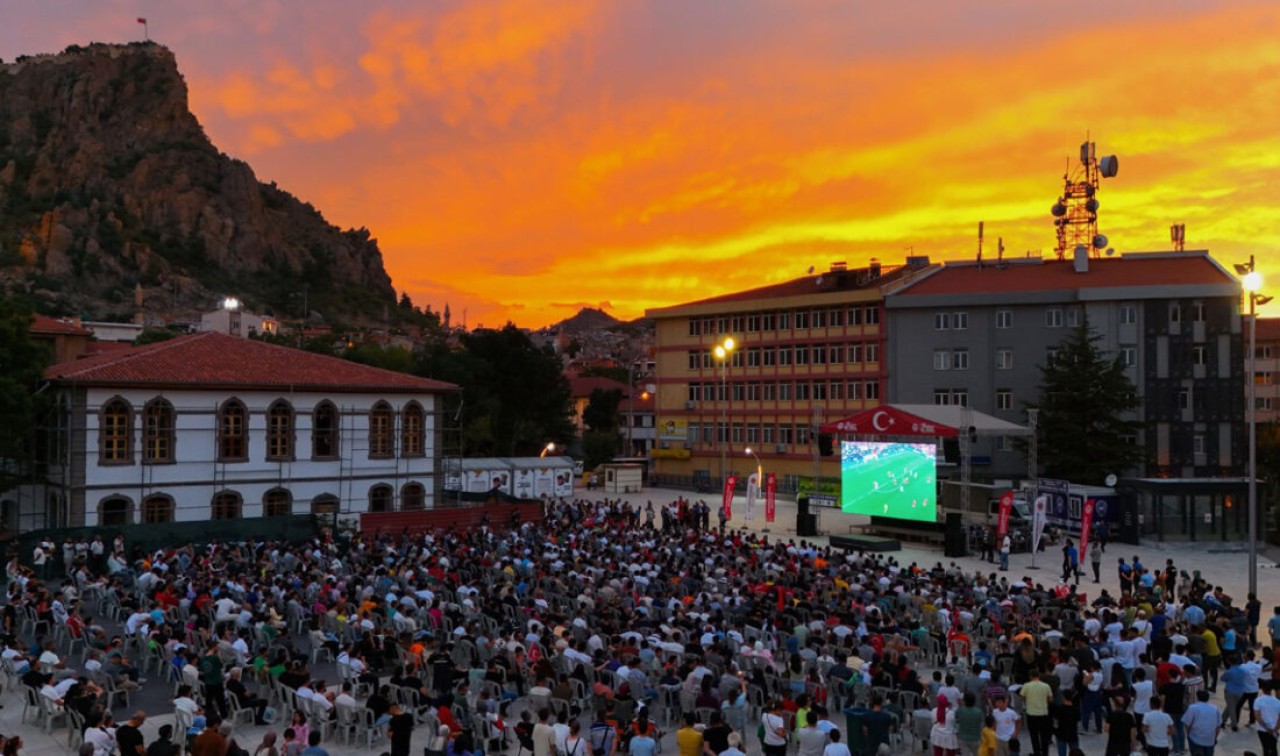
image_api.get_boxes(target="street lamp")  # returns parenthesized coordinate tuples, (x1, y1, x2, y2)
(1237, 256, 1271, 597)
(540, 442, 556, 458)
(714, 337, 736, 486)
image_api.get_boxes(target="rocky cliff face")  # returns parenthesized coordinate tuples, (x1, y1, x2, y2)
(0, 42, 396, 323)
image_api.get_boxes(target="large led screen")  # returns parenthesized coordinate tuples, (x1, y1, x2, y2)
(840, 441, 937, 522)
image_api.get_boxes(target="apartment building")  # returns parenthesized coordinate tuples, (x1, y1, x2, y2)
(885, 250, 1244, 480)
(646, 260, 930, 491)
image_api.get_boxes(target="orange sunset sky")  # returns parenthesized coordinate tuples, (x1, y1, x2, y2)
(5, 1, 1280, 328)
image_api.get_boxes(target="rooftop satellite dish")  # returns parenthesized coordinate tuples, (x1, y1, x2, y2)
(807, 266, 815, 274)
(1105, 473, 1118, 487)
(1092, 233, 1108, 249)
(1099, 155, 1119, 178)
(1051, 202, 1067, 217)
(1106, 248, 1115, 257)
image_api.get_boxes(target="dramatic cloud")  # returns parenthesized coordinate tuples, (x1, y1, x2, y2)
(4, 1, 1278, 326)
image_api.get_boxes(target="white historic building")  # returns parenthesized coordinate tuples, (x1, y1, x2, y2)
(35, 332, 456, 528)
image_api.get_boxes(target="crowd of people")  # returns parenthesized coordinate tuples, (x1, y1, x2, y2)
(0, 494, 1276, 756)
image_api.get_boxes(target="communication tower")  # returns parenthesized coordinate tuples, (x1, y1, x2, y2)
(1050, 140, 1119, 259)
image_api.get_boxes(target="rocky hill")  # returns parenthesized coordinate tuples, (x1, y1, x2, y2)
(0, 42, 397, 324)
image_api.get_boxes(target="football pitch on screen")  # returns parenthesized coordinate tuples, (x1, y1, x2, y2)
(840, 441, 937, 522)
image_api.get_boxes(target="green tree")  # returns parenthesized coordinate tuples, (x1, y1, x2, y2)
(419, 324, 573, 457)
(133, 327, 181, 345)
(1028, 318, 1143, 484)
(582, 429, 619, 469)
(582, 388, 623, 433)
(0, 301, 51, 494)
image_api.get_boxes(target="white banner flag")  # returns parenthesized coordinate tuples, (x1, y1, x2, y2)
(1031, 495, 1048, 554)
(745, 472, 759, 521)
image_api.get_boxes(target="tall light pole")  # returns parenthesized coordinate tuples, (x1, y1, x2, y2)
(715, 337, 736, 486)
(1237, 256, 1270, 597)
(626, 361, 636, 456)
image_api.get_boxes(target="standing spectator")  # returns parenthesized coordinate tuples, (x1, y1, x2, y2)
(116, 712, 147, 756)
(796, 711, 827, 756)
(1088, 541, 1102, 584)
(534, 709, 558, 756)
(148, 726, 179, 756)
(930, 694, 959, 756)
(1181, 690, 1222, 756)
(998, 535, 1010, 572)
(198, 643, 225, 718)
(821, 730, 849, 756)
(956, 692, 985, 756)
(388, 703, 414, 756)
(1060, 540, 1077, 584)
(190, 716, 227, 756)
(676, 713, 704, 756)
(1256, 681, 1280, 756)
(761, 700, 789, 756)
(1267, 607, 1280, 648)
(1049, 690, 1080, 756)
(991, 697, 1019, 756)
(300, 732, 327, 756)
(1142, 696, 1174, 756)
(1019, 669, 1052, 756)
(1102, 695, 1136, 756)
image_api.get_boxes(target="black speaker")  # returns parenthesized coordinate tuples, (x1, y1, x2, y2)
(943, 438, 960, 464)
(944, 512, 966, 557)
(818, 433, 834, 456)
(797, 512, 818, 537)
(797, 496, 811, 517)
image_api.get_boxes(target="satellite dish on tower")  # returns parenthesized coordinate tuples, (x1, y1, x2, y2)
(1099, 155, 1119, 178)
(1092, 234, 1108, 249)
(1105, 473, 1118, 487)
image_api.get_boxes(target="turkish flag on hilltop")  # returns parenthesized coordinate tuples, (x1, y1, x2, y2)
(819, 405, 959, 437)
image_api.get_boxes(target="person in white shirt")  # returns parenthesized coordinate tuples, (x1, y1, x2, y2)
(1143, 694, 1174, 754)
(173, 685, 203, 716)
(84, 719, 117, 756)
(1255, 682, 1280, 756)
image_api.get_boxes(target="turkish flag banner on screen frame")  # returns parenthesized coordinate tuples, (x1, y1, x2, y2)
(1079, 499, 1095, 556)
(722, 475, 737, 520)
(765, 473, 777, 523)
(996, 491, 1014, 539)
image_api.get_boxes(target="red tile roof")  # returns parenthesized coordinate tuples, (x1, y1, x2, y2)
(650, 264, 917, 312)
(1257, 317, 1280, 342)
(45, 332, 457, 393)
(568, 375, 629, 398)
(30, 314, 92, 337)
(895, 252, 1236, 297)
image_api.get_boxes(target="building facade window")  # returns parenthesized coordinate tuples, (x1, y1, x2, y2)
(217, 399, 248, 462)
(263, 488, 292, 517)
(211, 491, 242, 520)
(99, 496, 132, 525)
(369, 484, 393, 512)
(1045, 308, 1063, 328)
(1120, 304, 1137, 324)
(402, 402, 425, 457)
(1193, 346, 1207, 366)
(996, 310, 1012, 329)
(142, 398, 174, 464)
(952, 312, 968, 330)
(1192, 303, 1207, 323)
(312, 401, 339, 459)
(266, 400, 295, 461)
(402, 482, 425, 511)
(100, 398, 133, 464)
(951, 350, 970, 370)
(934, 350, 950, 371)
(1120, 347, 1137, 367)
(865, 344, 879, 362)
(865, 381, 880, 400)
(141, 495, 174, 523)
(996, 349, 1014, 370)
(311, 494, 339, 514)
(1066, 308, 1080, 327)
(996, 390, 1013, 410)
(864, 307, 879, 325)
(934, 313, 950, 330)
(369, 401, 394, 458)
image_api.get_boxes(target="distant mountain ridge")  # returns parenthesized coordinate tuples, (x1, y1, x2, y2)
(0, 42, 397, 324)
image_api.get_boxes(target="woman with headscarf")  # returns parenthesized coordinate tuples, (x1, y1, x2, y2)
(930, 693, 959, 756)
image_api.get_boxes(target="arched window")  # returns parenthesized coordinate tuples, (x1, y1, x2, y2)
(369, 401, 394, 458)
(99, 496, 133, 525)
(310, 494, 339, 515)
(266, 400, 295, 461)
(368, 484, 393, 512)
(401, 482, 425, 511)
(211, 491, 242, 520)
(141, 495, 175, 524)
(402, 402, 424, 457)
(263, 488, 292, 517)
(312, 401, 339, 459)
(100, 397, 133, 464)
(0, 499, 17, 531)
(143, 398, 175, 463)
(217, 399, 248, 461)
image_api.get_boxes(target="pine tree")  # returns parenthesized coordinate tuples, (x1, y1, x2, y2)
(1029, 317, 1144, 484)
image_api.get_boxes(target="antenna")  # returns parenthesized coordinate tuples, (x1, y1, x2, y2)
(1171, 223, 1186, 252)
(1050, 137, 1119, 259)
(977, 221, 984, 267)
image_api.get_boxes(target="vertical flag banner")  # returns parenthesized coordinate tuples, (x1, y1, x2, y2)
(722, 475, 737, 521)
(765, 472, 777, 523)
(1031, 495, 1048, 553)
(997, 491, 1015, 539)
(745, 472, 758, 521)
(1079, 499, 1095, 557)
